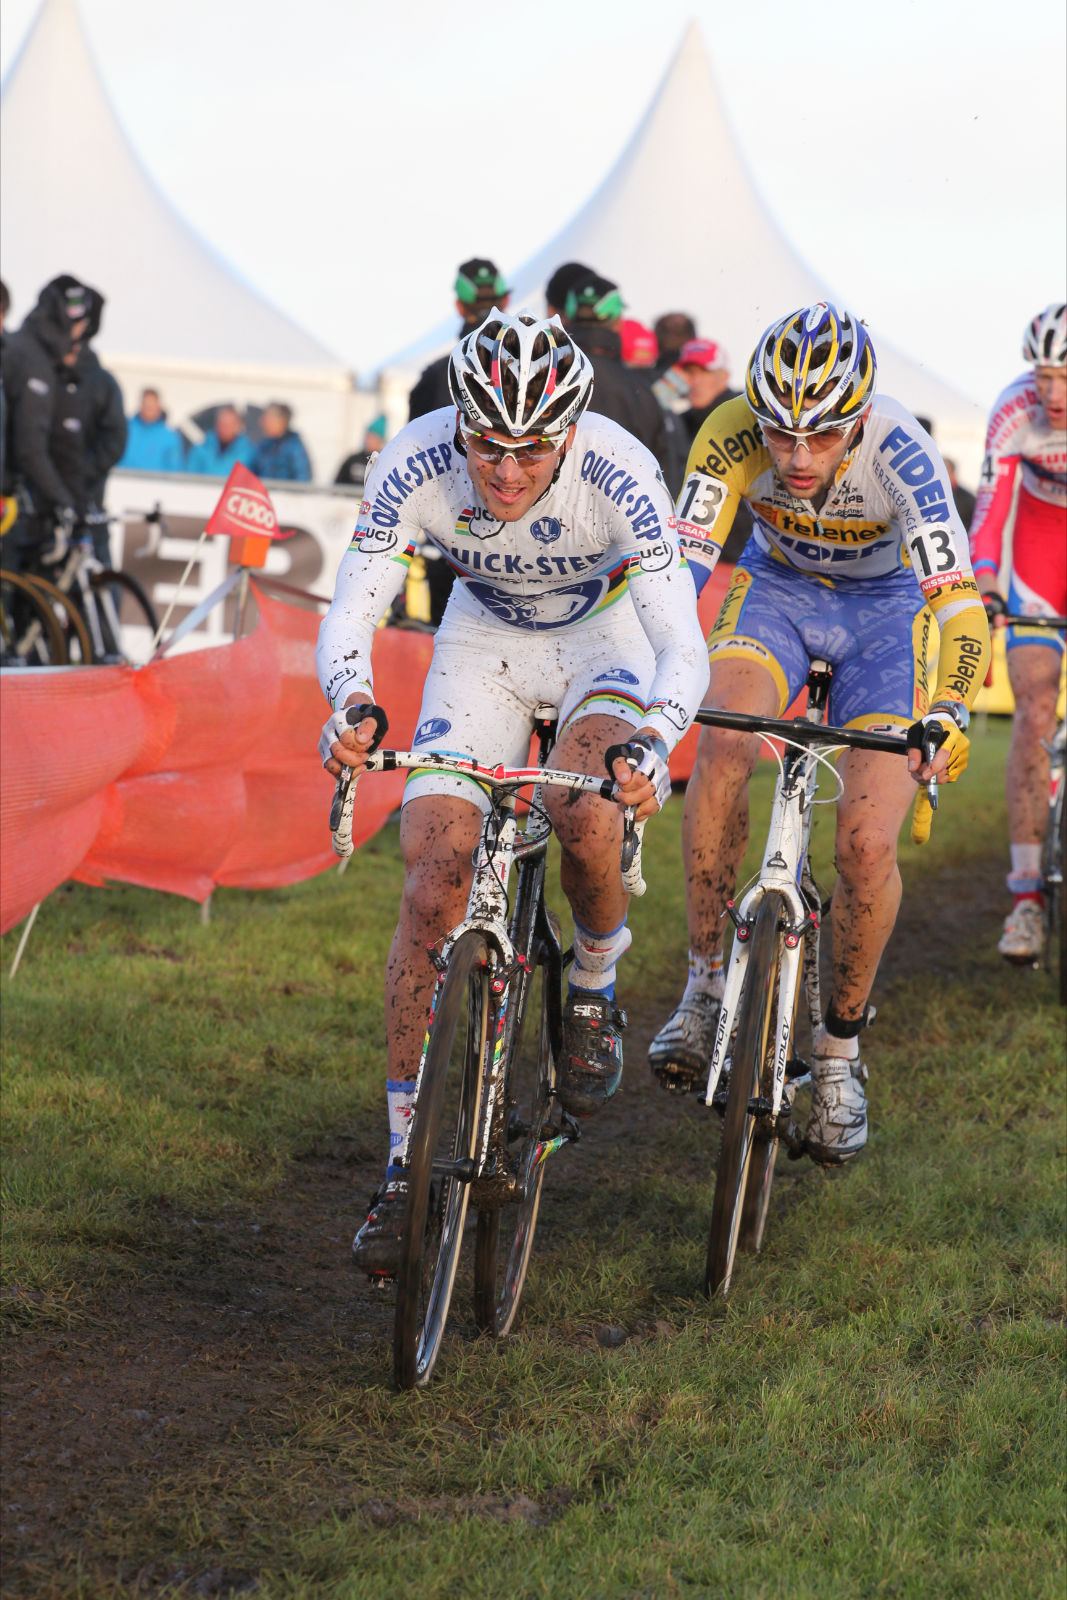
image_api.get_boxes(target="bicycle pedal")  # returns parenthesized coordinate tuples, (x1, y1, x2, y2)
(559, 1107, 582, 1142)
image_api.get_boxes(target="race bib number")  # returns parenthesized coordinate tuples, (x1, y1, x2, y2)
(676, 472, 725, 536)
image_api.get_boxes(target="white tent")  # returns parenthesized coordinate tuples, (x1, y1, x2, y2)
(0, 0, 363, 476)
(382, 23, 984, 477)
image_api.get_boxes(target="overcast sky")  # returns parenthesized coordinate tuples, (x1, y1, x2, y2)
(2, 0, 1065, 407)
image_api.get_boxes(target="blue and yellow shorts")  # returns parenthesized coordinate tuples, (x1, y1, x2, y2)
(708, 541, 931, 730)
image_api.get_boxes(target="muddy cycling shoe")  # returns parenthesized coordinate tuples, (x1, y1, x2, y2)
(806, 1055, 869, 1166)
(648, 993, 721, 1093)
(557, 994, 627, 1118)
(351, 1175, 409, 1276)
(997, 899, 1043, 963)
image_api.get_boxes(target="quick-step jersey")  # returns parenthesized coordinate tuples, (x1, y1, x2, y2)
(317, 407, 709, 751)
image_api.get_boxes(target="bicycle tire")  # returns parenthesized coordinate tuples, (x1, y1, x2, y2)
(19, 572, 94, 665)
(473, 909, 561, 1338)
(1046, 769, 1067, 1005)
(89, 570, 159, 665)
(0, 570, 68, 666)
(394, 929, 488, 1389)
(705, 890, 789, 1297)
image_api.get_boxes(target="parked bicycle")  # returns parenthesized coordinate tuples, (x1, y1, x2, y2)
(693, 661, 941, 1297)
(0, 511, 158, 667)
(330, 706, 645, 1388)
(996, 614, 1067, 1002)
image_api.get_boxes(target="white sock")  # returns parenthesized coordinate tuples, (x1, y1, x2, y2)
(682, 951, 725, 1003)
(1008, 843, 1043, 897)
(813, 1024, 859, 1062)
(386, 1079, 416, 1174)
(569, 918, 632, 996)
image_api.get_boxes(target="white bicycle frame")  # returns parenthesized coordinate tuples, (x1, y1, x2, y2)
(331, 713, 646, 1179)
(703, 717, 828, 1118)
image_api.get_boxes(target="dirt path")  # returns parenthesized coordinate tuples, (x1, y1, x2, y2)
(0, 852, 1016, 1596)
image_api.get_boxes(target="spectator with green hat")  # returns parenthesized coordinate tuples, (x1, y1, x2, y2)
(408, 256, 510, 421)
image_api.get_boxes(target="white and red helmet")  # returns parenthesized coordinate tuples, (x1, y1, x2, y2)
(449, 309, 594, 438)
(1022, 302, 1067, 366)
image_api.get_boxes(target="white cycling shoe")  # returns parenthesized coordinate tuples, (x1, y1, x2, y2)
(648, 992, 721, 1092)
(806, 1054, 869, 1166)
(997, 900, 1043, 963)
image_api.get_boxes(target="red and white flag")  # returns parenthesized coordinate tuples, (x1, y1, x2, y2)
(205, 463, 282, 540)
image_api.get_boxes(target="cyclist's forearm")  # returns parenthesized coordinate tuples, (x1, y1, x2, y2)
(627, 565, 710, 753)
(317, 537, 413, 706)
(929, 597, 992, 709)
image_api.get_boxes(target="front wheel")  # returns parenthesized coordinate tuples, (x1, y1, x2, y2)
(89, 570, 159, 665)
(1043, 759, 1066, 1005)
(394, 930, 488, 1389)
(473, 919, 560, 1338)
(705, 891, 790, 1297)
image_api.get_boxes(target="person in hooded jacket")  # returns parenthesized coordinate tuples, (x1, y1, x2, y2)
(48, 284, 127, 564)
(1, 274, 92, 571)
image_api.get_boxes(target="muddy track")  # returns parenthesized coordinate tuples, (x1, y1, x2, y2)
(0, 851, 1017, 1594)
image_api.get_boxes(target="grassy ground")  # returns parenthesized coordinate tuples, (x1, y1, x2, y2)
(1, 715, 1064, 1599)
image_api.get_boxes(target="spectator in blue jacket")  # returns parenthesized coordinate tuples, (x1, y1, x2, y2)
(185, 405, 253, 476)
(249, 402, 312, 482)
(120, 388, 184, 472)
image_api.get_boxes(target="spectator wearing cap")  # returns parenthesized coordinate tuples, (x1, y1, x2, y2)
(185, 405, 254, 476)
(408, 257, 510, 421)
(674, 339, 736, 446)
(564, 271, 687, 493)
(674, 339, 753, 562)
(250, 401, 312, 482)
(120, 387, 185, 473)
(49, 282, 127, 565)
(545, 261, 592, 319)
(335, 415, 387, 489)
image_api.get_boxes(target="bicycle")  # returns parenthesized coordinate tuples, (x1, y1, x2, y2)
(995, 614, 1067, 1002)
(330, 707, 645, 1388)
(693, 660, 941, 1297)
(0, 511, 158, 667)
(0, 567, 71, 666)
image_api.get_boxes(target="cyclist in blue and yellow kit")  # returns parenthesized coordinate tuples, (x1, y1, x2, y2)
(650, 303, 991, 1164)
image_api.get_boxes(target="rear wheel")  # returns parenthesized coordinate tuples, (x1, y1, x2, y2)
(394, 930, 488, 1389)
(705, 891, 788, 1296)
(473, 915, 561, 1338)
(0, 570, 68, 665)
(20, 572, 93, 665)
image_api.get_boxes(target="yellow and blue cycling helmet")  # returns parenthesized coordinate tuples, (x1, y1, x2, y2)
(746, 302, 877, 430)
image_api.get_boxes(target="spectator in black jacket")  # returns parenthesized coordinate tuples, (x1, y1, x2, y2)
(1, 274, 95, 571)
(563, 271, 687, 492)
(408, 258, 510, 421)
(49, 284, 127, 565)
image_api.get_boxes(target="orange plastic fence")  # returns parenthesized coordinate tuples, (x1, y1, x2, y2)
(0, 569, 734, 936)
(0, 586, 433, 934)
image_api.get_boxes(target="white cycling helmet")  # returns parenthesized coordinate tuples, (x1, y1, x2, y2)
(1022, 302, 1067, 366)
(746, 302, 877, 431)
(448, 308, 594, 438)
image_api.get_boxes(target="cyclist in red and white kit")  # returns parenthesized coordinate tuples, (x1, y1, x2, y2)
(969, 303, 1067, 961)
(318, 309, 708, 1273)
